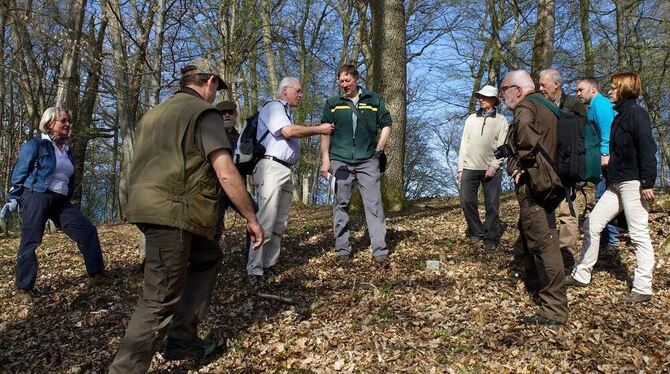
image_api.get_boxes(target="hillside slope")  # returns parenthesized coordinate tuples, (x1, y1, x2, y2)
(1, 192, 669, 372)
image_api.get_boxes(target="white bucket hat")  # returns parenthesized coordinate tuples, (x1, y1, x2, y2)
(475, 85, 499, 98)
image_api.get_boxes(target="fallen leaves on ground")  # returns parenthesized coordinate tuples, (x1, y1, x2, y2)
(1, 190, 669, 373)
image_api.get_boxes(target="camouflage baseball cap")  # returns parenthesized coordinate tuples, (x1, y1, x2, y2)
(182, 58, 228, 91)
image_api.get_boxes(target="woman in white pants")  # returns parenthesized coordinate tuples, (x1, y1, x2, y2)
(567, 72, 657, 303)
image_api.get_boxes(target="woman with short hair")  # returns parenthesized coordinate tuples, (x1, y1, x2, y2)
(567, 73, 657, 303)
(8, 107, 105, 297)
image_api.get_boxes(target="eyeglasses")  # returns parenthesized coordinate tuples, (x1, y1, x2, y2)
(55, 118, 71, 124)
(288, 86, 303, 94)
(220, 109, 235, 115)
(499, 85, 519, 96)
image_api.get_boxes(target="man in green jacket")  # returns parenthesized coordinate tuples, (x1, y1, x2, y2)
(320, 64, 392, 265)
(110, 58, 263, 373)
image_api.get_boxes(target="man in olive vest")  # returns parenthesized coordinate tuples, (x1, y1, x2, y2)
(110, 58, 263, 373)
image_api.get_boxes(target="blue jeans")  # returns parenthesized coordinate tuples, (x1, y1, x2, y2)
(595, 177, 619, 247)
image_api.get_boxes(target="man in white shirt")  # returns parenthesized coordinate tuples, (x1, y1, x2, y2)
(248, 77, 334, 286)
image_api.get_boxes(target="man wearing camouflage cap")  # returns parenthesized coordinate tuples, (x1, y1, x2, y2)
(110, 58, 264, 372)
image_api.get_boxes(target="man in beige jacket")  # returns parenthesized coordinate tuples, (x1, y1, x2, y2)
(457, 85, 509, 250)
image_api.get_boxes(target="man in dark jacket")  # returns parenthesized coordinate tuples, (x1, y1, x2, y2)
(538, 68, 586, 269)
(501, 70, 568, 325)
(110, 58, 264, 373)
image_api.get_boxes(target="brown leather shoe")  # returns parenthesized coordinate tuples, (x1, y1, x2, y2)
(89, 273, 106, 286)
(620, 291, 652, 304)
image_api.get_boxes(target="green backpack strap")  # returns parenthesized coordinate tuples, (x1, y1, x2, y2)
(527, 93, 564, 119)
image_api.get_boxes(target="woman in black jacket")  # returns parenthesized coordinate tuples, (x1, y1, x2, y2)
(568, 72, 657, 303)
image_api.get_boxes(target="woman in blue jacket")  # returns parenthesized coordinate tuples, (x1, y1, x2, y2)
(9, 107, 104, 297)
(568, 73, 657, 303)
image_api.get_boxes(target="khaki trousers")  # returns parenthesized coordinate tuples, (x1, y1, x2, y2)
(247, 159, 294, 276)
(556, 196, 579, 269)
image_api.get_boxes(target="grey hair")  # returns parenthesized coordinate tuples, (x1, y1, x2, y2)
(275, 77, 300, 99)
(504, 70, 536, 95)
(38, 106, 69, 134)
(539, 68, 562, 84)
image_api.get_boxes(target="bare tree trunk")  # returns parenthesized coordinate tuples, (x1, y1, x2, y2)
(508, 10, 521, 70)
(486, 0, 502, 86)
(580, 0, 595, 76)
(149, 0, 167, 107)
(614, 0, 627, 71)
(6, 1, 46, 133)
(105, 0, 156, 219)
(53, 0, 88, 206)
(357, 1, 373, 85)
(0, 6, 7, 197)
(530, 0, 556, 83)
(105, 0, 134, 219)
(55, 0, 87, 112)
(469, 41, 490, 113)
(262, 0, 278, 92)
(370, 0, 407, 211)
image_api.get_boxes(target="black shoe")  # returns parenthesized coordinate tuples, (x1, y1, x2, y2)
(247, 274, 265, 289)
(162, 336, 215, 361)
(336, 254, 351, 263)
(564, 275, 588, 288)
(89, 273, 106, 286)
(517, 314, 563, 326)
(373, 254, 389, 266)
(600, 244, 619, 258)
(484, 241, 498, 251)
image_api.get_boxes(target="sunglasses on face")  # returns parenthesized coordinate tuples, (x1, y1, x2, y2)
(220, 110, 235, 115)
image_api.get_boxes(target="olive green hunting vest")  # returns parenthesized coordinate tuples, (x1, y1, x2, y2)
(127, 92, 220, 239)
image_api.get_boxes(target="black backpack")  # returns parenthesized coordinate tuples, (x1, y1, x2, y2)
(555, 113, 602, 185)
(528, 95, 601, 185)
(233, 101, 289, 175)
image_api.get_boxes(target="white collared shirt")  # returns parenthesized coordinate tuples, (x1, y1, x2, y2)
(257, 100, 300, 165)
(41, 133, 74, 196)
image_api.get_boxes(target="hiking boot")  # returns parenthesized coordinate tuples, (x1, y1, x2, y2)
(89, 273, 106, 286)
(336, 254, 351, 263)
(620, 291, 652, 304)
(517, 314, 563, 326)
(468, 236, 482, 244)
(373, 254, 390, 266)
(484, 240, 498, 251)
(247, 274, 265, 289)
(564, 275, 588, 288)
(162, 336, 216, 361)
(12, 289, 34, 303)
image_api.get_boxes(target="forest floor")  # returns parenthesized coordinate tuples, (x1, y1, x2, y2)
(1, 190, 669, 373)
